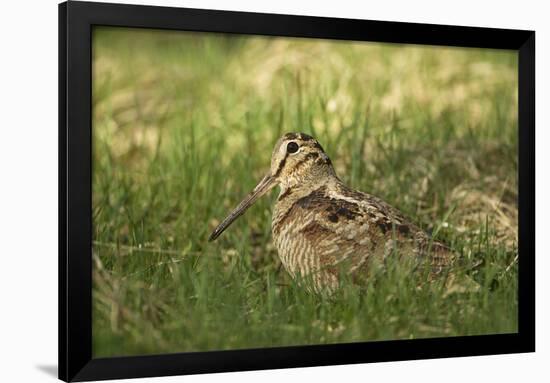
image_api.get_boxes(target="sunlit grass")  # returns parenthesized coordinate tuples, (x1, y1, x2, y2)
(91, 27, 518, 357)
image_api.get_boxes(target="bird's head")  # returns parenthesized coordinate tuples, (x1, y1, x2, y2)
(268, 132, 335, 189)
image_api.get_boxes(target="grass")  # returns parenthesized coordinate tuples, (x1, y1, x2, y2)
(91, 27, 519, 357)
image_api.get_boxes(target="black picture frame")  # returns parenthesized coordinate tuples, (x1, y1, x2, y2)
(59, 1, 535, 381)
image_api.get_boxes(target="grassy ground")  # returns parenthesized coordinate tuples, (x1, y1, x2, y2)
(91, 27, 519, 357)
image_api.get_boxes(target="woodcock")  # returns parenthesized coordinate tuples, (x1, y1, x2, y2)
(209, 133, 455, 293)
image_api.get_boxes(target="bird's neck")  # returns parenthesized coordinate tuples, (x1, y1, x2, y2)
(276, 172, 339, 206)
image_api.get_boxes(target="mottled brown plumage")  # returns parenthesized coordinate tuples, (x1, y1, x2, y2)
(209, 132, 455, 292)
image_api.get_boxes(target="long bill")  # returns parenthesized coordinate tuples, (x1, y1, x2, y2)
(208, 174, 277, 241)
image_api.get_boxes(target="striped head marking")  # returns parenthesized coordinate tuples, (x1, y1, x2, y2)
(209, 132, 335, 241)
(270, 132, 335, 189)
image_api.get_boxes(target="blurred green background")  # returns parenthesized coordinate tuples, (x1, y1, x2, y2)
(92, 27, 518, 357)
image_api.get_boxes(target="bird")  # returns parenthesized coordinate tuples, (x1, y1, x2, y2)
(209, 132, 456, 293)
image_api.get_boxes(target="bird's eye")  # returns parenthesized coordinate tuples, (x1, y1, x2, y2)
(287, 142, 299, 154)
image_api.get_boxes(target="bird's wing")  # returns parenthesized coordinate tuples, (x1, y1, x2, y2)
(332, 184, 456, 271)
(280, 185, 454, 279)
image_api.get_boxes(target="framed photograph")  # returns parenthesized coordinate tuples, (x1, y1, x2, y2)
(59, 1, 535, 381)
